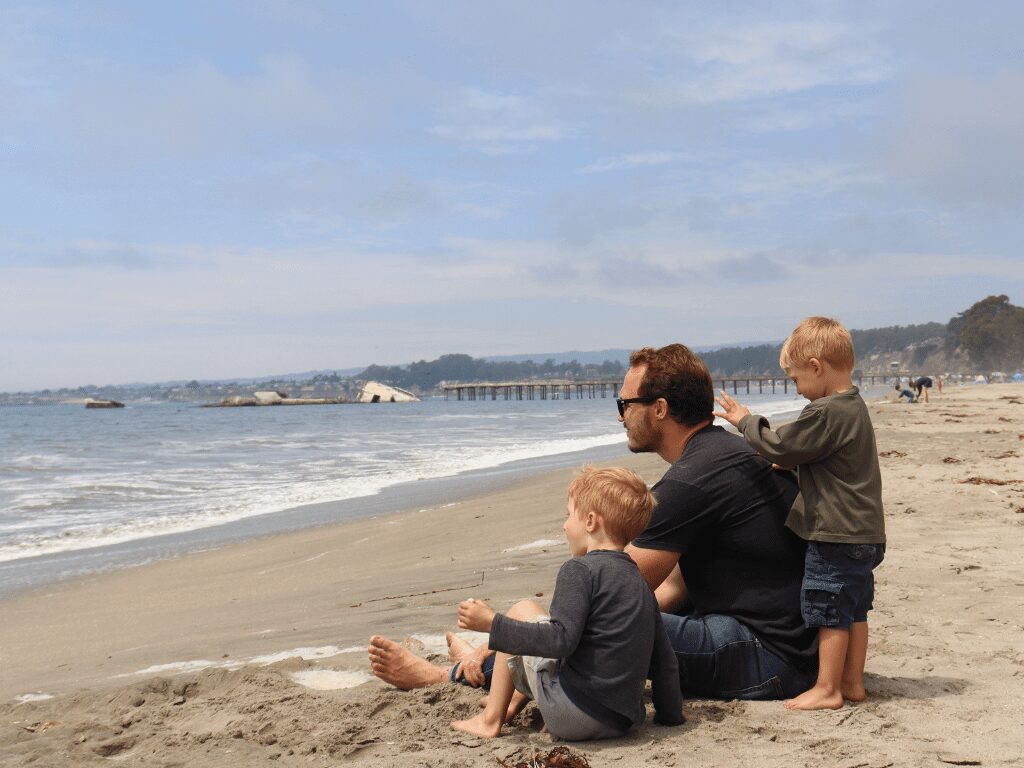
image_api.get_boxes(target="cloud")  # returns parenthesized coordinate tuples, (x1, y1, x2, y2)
(622, 18, 890, 107)
(712, 253, 791, 284)
(429, 87, 570, 154)
(57, 56, 377, 165)
(882, 71, 1024, 206)
(578, 151, 689, 174)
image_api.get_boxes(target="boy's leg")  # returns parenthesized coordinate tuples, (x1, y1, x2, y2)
(785, 627, 848, 710)
(498, 600, 547, 721)
(452, 651, 516, 738)
(841, 621, 869, 702)
(452, 600, 546, 738)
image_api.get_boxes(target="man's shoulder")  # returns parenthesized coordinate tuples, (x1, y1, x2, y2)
(657, 424, 796, 509)
(664, 425, 764, 476)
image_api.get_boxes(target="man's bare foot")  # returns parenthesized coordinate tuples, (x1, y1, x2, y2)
(784, 685, 844, 711)
(447, 631, 475, 664)
(452, 713, 502, 739)
(841, 682, 866, 702)
(368, 635, 448, 690)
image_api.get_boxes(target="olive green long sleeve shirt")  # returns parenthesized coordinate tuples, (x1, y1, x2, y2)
(738, 387, 885, 544)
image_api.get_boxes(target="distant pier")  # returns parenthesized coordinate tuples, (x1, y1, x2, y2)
(442, 374, 915, 402)
(442, 380, 620, 401)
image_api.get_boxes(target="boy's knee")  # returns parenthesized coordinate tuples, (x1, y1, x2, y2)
(506, 599, 547, 620)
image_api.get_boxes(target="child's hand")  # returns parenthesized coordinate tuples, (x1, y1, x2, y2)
(457, 598, 496, 632)
(713, 391, 750, 428)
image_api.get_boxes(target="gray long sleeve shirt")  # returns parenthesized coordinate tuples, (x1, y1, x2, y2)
(488, 549, 683, 730)
(738, 386, 885, 544)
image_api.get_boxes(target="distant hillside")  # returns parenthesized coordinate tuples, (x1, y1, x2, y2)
(4, 296, 1019, 403)
(482, 342, 777, 367)
(700, 322, 951, 376)
(357, 354, 626, 392)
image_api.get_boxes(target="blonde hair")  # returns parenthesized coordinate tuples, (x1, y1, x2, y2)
(779, 316, 855, 372)
(567, 466, 656, 544)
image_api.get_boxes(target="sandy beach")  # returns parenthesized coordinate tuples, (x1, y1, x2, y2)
(2, 384, 1023, 767)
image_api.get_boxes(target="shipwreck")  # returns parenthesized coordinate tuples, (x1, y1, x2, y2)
(356, 381, 420, 403)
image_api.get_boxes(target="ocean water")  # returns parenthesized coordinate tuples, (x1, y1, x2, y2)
(0, 390, 817, 588)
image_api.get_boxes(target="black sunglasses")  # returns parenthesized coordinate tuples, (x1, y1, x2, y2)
(616, 396, 658, 417)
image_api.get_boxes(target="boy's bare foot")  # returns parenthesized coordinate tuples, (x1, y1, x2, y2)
(784, 685, 844, 711)
(841, 682, 866, 702)
(452, 713, 502, 739)
(505, 691, 529, 723)
(447, 631, 475, 663)
(368, 636, 448, 690)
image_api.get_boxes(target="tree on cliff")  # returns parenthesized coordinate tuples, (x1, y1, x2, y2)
(946, 295, 1024, 371)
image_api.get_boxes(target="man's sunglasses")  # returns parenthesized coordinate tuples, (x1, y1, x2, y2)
(616, 396, 658, 417)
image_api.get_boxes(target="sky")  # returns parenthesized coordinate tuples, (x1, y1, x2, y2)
(2, 2, 1023, 391)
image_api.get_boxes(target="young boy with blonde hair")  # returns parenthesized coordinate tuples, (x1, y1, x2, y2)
(714, 316, 885, 710)
(452, 466, 683, 740)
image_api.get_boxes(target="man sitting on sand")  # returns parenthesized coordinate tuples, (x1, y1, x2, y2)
(451, 466, 682, 740)
(372, 344, 817, 703)
(620, 344, 818, 700)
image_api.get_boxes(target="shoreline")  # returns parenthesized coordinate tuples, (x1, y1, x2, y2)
(2, 385, 847, 593)
(4, 385, 1021, 767)
(0, 438, 634, 599)
(1, 389, 828, 598)
(0, 449, 668, 699)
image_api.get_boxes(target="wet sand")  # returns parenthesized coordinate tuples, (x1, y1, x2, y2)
(2, 385, 1022, 766)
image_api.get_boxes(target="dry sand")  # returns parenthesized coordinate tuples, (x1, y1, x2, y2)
(1, 384, 1022, 767)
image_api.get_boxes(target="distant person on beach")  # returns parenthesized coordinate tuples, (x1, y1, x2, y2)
(617, 344, 818, 701)
(914, 376, 933, 403)
(451, 466, 682, 740)
(895, 382, 916, 403)
(715, 317, 886, 710)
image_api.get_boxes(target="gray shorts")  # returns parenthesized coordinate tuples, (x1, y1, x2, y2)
(507, 655, 627, 742)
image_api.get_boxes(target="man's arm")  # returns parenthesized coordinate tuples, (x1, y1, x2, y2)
(653, 563, 688, 613)
(625, 544, 682, 597)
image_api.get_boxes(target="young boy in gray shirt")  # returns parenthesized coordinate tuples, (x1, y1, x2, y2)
(452, 466, 683, 740)
(715, 316, 885, 711)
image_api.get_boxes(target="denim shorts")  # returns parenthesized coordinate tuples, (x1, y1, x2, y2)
(802, 541, 885, 630)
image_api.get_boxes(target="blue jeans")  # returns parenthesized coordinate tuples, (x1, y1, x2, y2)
(449, 655, 495, 688)
(661, 613, 815, 700)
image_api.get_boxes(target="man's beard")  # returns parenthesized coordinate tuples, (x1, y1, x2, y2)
(626, 411, 657, 453)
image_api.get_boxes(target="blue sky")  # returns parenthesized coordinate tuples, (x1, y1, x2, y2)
(2, 2, 1022, 390)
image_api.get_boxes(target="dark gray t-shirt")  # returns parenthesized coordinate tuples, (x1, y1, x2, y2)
(631, 425, 818, 672)
(488, 549, 682, 731)
(738, 386, 885, 544)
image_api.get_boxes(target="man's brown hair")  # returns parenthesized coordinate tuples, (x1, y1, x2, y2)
(779, 316, 855, 372)
(568, 466, 656, 544)
(629, 344, 714, 426)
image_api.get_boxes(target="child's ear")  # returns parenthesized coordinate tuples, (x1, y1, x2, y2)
(585, 511, 599, 532)
(808, 357, 824, 375)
